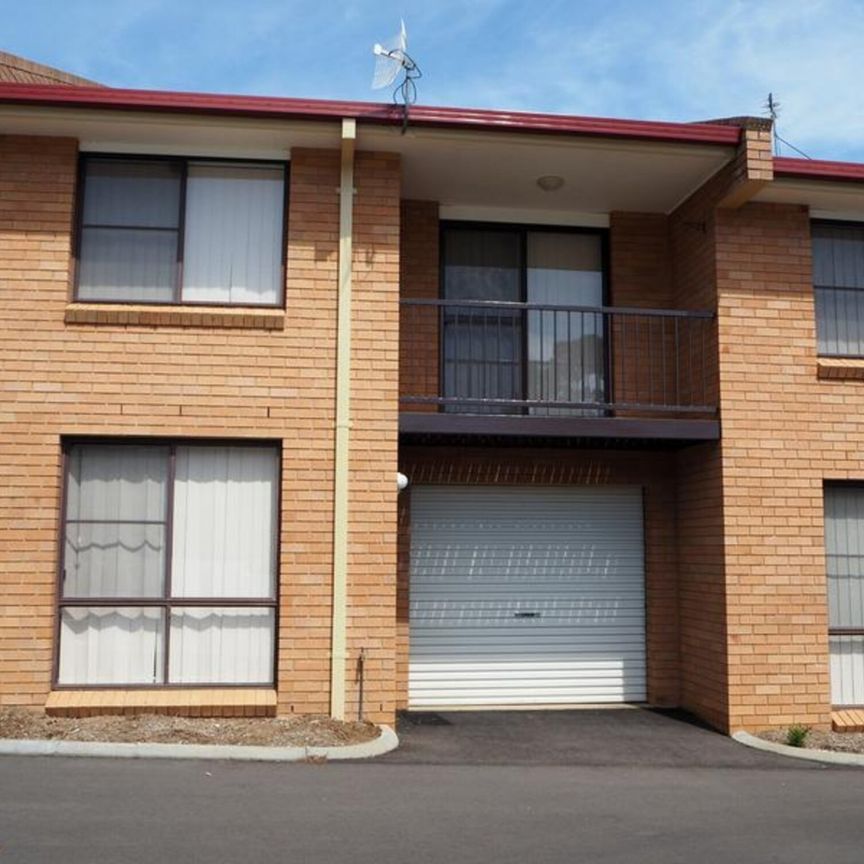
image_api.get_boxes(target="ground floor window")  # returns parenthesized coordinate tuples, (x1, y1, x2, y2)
(57, 441, 279, 687)
(825, 484, 864, 705)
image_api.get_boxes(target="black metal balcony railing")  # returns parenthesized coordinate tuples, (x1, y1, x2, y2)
(400, 299, 716, 416)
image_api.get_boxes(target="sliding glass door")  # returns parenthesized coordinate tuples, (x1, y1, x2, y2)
(441, 225, 605, 414)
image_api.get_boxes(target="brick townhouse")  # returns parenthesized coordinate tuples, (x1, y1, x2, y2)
(2, 75, 864, 735)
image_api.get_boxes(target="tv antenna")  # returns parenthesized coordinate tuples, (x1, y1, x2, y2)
(372, 20, 422, 133)
(763, 92, 812, 159)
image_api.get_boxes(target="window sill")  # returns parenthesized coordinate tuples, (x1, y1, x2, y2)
(817, 358, 864, 381)
(64, 303, 285, 331)
(45, 688, 277, 718)
(833, 708, 864, 732)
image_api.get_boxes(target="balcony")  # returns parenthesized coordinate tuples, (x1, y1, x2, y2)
(399, 299, 719, 442)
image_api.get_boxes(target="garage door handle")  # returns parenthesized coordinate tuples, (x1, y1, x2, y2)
(514, 611, 541, 619)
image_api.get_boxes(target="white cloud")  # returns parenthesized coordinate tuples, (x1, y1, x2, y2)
(427, 0, 864, 159)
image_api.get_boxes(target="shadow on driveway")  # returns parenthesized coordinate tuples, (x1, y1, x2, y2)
(378, 707, 819, 768)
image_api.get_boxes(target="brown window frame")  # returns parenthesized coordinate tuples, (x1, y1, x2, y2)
(54, 438, 281, 690)
(812, 219, 864, 359)
(825, 480, 864, 640)
(72, 153, 290, 309)
(438, 221, 612, 413)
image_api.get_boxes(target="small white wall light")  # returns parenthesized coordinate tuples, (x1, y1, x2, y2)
(397, 472, 409, 491)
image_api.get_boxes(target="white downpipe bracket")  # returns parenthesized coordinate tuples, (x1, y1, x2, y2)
(331, 118, 356, 721)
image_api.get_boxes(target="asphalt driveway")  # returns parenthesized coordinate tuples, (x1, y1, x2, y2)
(381, 706, 811, 767)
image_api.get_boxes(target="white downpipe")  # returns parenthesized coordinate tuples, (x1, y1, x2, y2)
(330, 118, 356, 721)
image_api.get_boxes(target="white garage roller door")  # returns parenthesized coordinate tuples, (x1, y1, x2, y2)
(409, 485, 646, 708)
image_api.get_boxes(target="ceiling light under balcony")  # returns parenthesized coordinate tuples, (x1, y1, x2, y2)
(536, 175, 565, 192)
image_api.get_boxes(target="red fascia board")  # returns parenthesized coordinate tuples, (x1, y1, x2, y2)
(0, 82, 742, 146)
(775, 157, 864, 184)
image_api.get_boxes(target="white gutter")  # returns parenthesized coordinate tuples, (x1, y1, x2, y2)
(330, 118, 356, 720)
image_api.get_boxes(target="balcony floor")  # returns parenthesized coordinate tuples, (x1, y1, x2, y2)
(399, 411, 719, 445)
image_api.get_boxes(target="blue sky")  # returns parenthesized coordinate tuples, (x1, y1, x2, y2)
(6, 0, 864, 160)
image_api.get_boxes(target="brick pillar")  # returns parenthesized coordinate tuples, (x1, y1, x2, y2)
(0, 136, 78, 708)
(276, 148, 341, 716)
(344, 151, 402, 724)
(399, 200, 439, 410)
(669, 167, 727, 729)
(608, 212, 675, 415)
(715, 202, 831, 732)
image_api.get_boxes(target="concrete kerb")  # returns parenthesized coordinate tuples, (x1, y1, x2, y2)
(0, 724, 398, 763)
(733, 731, 864, 767)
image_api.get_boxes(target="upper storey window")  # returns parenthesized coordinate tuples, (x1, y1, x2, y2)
(813, 221, 864, 356)
(75, 156, 286, 306)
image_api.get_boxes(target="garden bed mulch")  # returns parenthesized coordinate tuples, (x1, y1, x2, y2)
(757, 729, 864, 754)
(0, 708, 379, 748)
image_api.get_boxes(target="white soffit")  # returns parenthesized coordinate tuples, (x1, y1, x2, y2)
(0, 105, 734, 213)
(0, 106, 341, 159)
(362, 125, 732, 215)
(755, 179, 864, 220)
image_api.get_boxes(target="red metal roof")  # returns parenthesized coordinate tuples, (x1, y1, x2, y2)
(0, 82, 742, 146)
(775, 157, 864, 183)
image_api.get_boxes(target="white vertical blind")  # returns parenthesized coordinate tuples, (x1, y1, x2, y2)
(64, 446, 168, 598)
(825, 485, 864, 704)
(830, 636, 864, 705)
(58, 607, 164, 685)
(59, 443, 279, 686)
(169, 608, 275, 684)
(77, 159, 181, 303)
(826, 486, 864, 630)
(181, 163, 284, 305)
(64, 523, 166, 599)
(171, 446, 278, 599)
(527, 232, 604, 416)
(78, 229, 179, 303)
(82, 160, 182, 228)
(813, 222, 864, 356)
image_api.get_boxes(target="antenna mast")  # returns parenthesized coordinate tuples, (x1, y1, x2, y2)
(765, 92, 780, 155)
(372, 20, 422, 133)
(763, 92, 812, 160)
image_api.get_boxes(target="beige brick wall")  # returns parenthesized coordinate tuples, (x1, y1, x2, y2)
(676, 443, 728, 730)
(714, 201, 833, 732)
(669, 157, 838, 732)
(399, 200, 439, 409)
(608, 212, 688, 415)
(609, 212, 672, 308)
(344, 152, 401, 722)
(1, 124, 852, 735)
(0, 136, 401, 724)
(668, 170, 727, 729)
